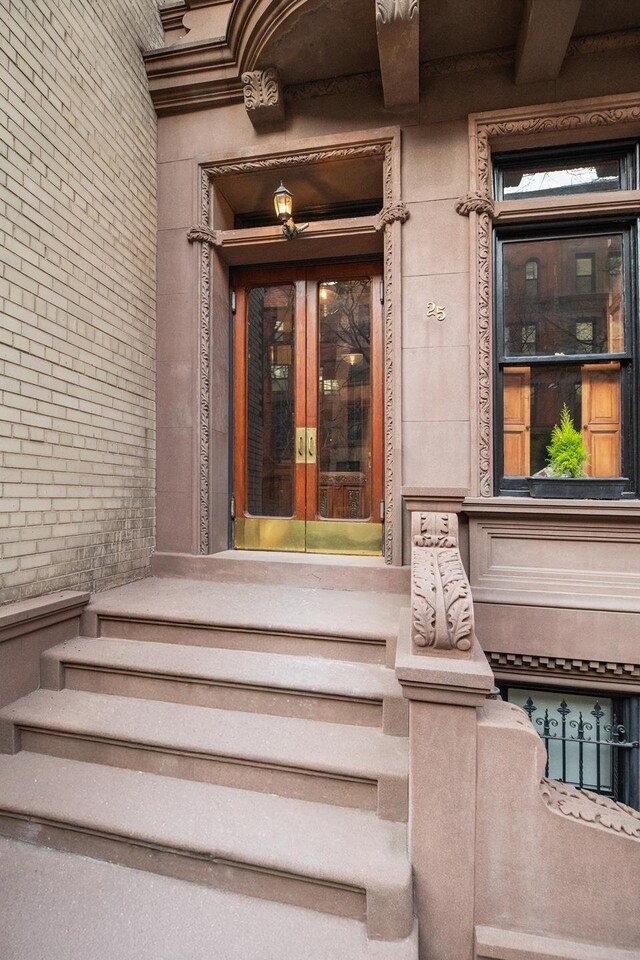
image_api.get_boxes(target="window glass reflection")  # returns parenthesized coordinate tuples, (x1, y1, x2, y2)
(246, 285, 295, 517)
(502, 235, 624, 357)
(318, 279, 372, 520)
(502, 158, 621, 199)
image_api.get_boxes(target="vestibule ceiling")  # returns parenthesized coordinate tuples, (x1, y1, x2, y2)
(215, 155, 384, 221)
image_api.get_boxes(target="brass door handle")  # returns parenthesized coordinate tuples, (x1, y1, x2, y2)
(307, 427, 317, 464)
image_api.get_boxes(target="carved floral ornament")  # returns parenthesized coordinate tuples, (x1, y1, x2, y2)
(375, 0, 418, 24)
(374, 201, 410, 231)
(241, 67, 284, 125)
(410, 512, 475, 655)
(541, 779, 640, 841)
(454, 192, 495, 219)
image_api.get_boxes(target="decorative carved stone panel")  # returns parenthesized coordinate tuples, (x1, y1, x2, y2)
(375, 0, 419, 108)
(410, 511, 474, 655)
(241, 67, 284, 126)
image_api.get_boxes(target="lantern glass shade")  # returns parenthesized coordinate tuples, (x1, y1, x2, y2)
(273, 182, 293, 222)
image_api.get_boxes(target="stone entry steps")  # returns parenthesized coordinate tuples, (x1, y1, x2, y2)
(39, 637, 408, 732)
(0, 575, 415, 951)
(0, 688, 408, 819)
(0, 837, 419, 960)
(83, 575, 407, 667)
(0, 752, 413, 941)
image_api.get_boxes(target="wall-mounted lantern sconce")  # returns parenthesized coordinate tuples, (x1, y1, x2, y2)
(273, 182, 309, 240)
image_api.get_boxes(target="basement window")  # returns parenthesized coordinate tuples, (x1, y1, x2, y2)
(501, 684, 639, 809)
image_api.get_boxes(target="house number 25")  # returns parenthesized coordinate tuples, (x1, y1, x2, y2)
(426, 301, 446, 321)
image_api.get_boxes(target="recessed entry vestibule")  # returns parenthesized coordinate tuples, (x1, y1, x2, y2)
(189, 130, 404, 563)
(231, 261, 384, 555)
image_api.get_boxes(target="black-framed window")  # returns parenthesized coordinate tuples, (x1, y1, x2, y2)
(493, 138, 640, 495)
(501, 684, 639, 810)
(494, 139, 638, 200)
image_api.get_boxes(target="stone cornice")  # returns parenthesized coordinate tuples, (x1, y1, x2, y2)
(145, 27, 640, 116)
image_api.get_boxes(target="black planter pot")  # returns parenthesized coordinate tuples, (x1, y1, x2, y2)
(527, 477, 628, 500)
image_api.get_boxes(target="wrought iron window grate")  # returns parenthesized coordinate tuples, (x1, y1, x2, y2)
(503, 686, 639, 808)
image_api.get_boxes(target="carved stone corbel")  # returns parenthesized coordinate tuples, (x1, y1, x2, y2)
(241, 67, 285, 126)
(455, 192, 496, 219)
(375, 0, 419, 108)
(374, 201, 410, 230)
(187, 225, 220, 246)
(411, 512, 474, 655)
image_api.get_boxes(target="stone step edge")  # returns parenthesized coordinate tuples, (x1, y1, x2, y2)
(94, 613, 389, 647)
(0, 691, 408, 820)
(39, 640, 409, 736)
(0, 754, 413, 941)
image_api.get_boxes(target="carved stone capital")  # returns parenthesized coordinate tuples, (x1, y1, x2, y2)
(374, 201, 410, 231)
(455, 192, 496, 219)
(375, 0, 418, 24)
(375, 0, 419, 107)
(241, 67, 284, 126)
(187, 225, 220, 246)
(411, 512, 474, 655)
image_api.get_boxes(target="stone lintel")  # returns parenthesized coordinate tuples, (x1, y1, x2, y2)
(515, 0, 581, 85)
(375, 0, 419, 108)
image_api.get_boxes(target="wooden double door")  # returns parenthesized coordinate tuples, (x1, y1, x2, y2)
(232, 262, 384, 554)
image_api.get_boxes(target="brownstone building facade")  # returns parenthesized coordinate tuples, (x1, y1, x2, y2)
(1, 2, 640, 958)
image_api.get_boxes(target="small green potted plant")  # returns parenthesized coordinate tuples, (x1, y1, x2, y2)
(528, 404, 626, 499)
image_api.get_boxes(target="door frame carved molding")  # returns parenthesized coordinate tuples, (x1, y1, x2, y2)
(457, 92, 640, 498)
(191, 128, 404, 562)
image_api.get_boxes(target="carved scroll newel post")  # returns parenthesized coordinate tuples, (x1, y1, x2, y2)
(410, 511, 474, 656)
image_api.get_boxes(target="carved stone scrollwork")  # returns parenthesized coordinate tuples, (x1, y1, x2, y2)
(411, 512, 474, 655)
(375, 0, 418, 24)
(187, 225, 220, 246)
(541, 779, 640, 841)
(241, 67, 284, 126)
(374, 201, 410, 231)
(455, 192, 496, 219)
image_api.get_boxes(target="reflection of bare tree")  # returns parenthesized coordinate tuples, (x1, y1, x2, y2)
(247, 286, 295, 515)
(320, 280, 371, 364)
(319, 280, 371, 468)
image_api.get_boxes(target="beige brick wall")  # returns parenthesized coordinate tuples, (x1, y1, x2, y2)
(0, 0, 163, 603)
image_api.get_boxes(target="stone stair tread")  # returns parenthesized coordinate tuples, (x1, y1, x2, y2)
(0, 836, 418, 960)
(46, 637, 402, 700)
(88, 576, 406, 642)
(2, 688, 408, 780)
(0, 753, 411, 895)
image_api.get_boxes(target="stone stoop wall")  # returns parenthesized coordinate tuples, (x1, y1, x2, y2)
(474, 699, 640, 954)
(0, 0, 163, 604)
